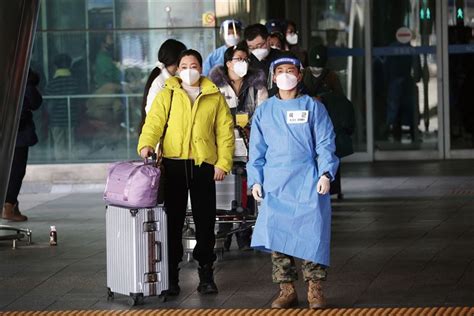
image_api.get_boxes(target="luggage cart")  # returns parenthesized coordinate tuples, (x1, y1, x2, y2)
(0, 225, 33, 249)
(182, 127, 257, 261)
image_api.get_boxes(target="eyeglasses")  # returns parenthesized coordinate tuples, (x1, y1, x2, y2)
(248, 41, 266, 50)
(232, 57, 250, 63)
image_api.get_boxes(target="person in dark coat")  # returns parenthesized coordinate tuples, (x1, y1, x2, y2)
(2, 69, 43, 221)
(244, 24, 281, 78)
(44, 53, 79, 161)
(302, 45, 355, 199)
(282, 20, 309, 67)
(209, 43, 268, 251)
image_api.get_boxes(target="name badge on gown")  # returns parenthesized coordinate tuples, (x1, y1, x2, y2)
(286, 110, 308, 124)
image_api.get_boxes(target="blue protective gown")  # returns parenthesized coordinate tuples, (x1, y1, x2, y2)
(203, 45, 227, 76)
(247, 94, 339, 266)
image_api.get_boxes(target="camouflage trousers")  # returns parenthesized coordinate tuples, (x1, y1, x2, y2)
(272, 251, 327, 283)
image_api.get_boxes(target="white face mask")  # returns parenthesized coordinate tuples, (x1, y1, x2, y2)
(270, 45, 281, 50)
(275, 73, 298, 91)
(251, 48, 270, 61)
(233, 61, 248, 78)
(179, 69, 200, 85)
(309, 66, 323, 78)
(225, 34, 240, 47)
(286, 33, 298, 45)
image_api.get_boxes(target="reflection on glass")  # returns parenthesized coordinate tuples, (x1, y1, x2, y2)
(29, 28, 216, 164)
(372, 0, 438, 151)
(31, 95, 142, 163)
(309, 0, 367, 153)
(448, 1, 474, 150)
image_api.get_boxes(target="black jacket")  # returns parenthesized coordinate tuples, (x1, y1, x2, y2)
(16, 70, 43, 147)
(302, 68, 355, 158)
(248, 48, 281, 78)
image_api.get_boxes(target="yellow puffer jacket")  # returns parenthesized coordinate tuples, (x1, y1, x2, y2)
(138, 76, 235, 173)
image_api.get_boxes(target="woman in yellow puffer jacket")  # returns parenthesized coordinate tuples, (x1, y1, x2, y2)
(138, 49, 234, 296)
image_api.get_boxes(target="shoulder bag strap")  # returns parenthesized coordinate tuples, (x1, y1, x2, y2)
(157, 89, 174, 167)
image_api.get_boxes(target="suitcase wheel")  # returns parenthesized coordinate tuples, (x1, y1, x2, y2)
(107, 288, 114, 301)
(159, 294, 167, 302)
(128, 294, 144, 306)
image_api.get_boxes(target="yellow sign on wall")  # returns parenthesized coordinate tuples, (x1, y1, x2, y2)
(202, 12, 216, 27)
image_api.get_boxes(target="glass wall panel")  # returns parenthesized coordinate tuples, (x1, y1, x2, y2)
(29, 0, 256, 164)
(40, 0, 86, 30)
(87, 0, 114, 30)
(372, 0, 438, 151)
(29, 29, 214, 164)
(309, 0, 367, 153)
(29, 0, 266, 163)
(147, 1, 215, 28)
(448, 0, 474, 150)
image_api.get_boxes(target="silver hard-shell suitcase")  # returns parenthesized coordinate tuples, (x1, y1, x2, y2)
(106, 205, 168, 306)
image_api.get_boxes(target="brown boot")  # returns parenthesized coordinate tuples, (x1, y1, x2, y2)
(307, 280, 326, 309)
(2, 203, 27, 222)
(14, 204, 28, 221)
(271, 282, 298, 309)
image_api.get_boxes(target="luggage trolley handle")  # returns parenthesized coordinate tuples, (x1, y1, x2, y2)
(144, 152, 158, 165)
(144, 220, 162, 264)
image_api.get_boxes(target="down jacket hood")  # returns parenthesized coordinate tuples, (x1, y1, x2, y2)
(209, 65, 267, 90)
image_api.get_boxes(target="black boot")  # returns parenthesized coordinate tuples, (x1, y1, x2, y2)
(224, 234, 232, 251)
(165, 267, 180, 296)
(197, 264, 218, 294)
(236, 227, 252, 251)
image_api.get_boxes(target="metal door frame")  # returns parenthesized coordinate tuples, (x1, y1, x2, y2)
(442, 0, 474, 159)
(335, 0, 373, 162)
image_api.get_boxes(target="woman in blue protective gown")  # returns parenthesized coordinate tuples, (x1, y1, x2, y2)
(246, 55, 339, 309)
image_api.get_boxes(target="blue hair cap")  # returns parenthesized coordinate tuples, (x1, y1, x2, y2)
(271, 57, 301, 70)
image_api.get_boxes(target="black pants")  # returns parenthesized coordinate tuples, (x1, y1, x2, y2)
(163, 158, 217, 271)
(6, 147, 29, 205)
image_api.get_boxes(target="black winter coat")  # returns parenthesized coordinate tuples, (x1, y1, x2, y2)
(16, 70, 43, 147)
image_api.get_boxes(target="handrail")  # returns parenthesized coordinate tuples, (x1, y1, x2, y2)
(40, 93, 143, 160)
(42, 93, 142, 99)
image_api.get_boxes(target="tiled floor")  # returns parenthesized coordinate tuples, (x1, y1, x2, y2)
(1, 160, 473, 311)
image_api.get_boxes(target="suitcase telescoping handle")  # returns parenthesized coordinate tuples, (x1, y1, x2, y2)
(144, 152, 158, 164)
(154, 240, 162, 263)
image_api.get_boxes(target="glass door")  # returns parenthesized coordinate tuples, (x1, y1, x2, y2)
(446, 0, 474, 158)
(372, 0, 440, 159)
(308, 0, 369, 161)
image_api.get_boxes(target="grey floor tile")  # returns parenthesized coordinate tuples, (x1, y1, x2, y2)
(44, 298, 100, 311)
(445, 285, 474, 305)
(1, 161, 473, 310)
(1, 295, 57, 311)
(0, 295, 18, 310)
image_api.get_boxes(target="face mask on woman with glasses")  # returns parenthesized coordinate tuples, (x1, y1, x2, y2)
(232, 59, 249, 78)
